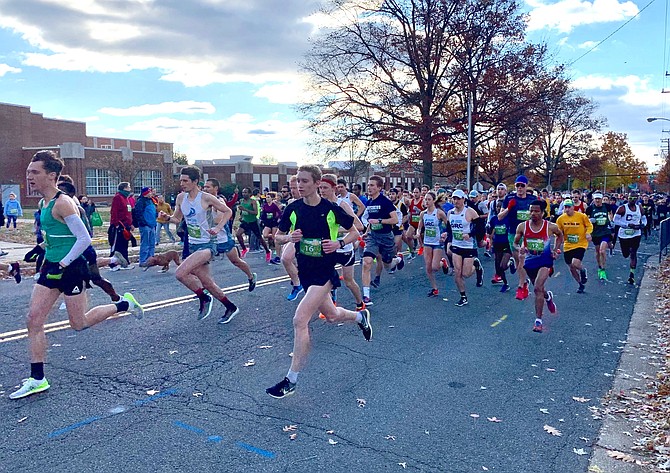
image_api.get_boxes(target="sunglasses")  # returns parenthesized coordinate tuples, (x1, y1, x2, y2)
(515, 183, 526, 187)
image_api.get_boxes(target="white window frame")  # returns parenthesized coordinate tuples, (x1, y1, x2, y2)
(86, 169, 120, 196)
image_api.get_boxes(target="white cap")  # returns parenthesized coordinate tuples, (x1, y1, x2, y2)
(452, 189, 466, 199)
(593, 192, 603, 199)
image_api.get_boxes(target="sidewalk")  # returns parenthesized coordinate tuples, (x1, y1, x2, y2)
(0, 240, 34, 262)
(588, 255, 666, 472)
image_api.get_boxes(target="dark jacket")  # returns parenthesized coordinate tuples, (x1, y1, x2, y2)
(133, 196, 157, 228)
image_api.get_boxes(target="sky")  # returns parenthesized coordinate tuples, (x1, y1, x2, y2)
(0, 0, 669, 171)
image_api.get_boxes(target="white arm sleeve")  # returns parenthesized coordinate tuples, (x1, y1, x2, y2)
(61, 214, 93, 266)
(612, 213, 628, 228)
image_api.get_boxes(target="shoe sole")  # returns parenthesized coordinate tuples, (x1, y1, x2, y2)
(249, 274, 257, 292)
(123, 293, 144, 319)
(455, 301, 468, 306)
(218, 308, 240, 325)
(198, 298, 214, 321)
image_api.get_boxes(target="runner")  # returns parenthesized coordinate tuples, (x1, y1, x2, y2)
(585, 192, 612, 280)
(447, 189, 484, 306)
(498, 175, 536, 300)
(416, 191, 449, 297)
(336, 179, 366, 217)
(513, 200, 563, 333)
(159, 166, 240, 323)
(204, 179, 258, 294)
(388, 188, 408, 256)
(319, 174, 365, 310)
(640, 194, 655, 240)
(236, 187, 272, 262)
(260, 192, 282, 264)
(265, 165, 370, 399)
(556, 199, 593, 294)
(11, 150, 142, 400)
(280, 175, 304, 301)
(360, 175, 405, 306)
(488, 199, 513, 292)
(404, 188, 424, 258)
(613, 192, 646, 285)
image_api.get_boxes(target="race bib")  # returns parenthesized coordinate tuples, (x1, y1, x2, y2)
(187, 224, 201, 238)
(453, 230, 464, 241)
(526, 238, 544, 253)
(425, 227, 437, 238)
(300, 238, 322, 257)
(266, 212, 274, 220)
(371, 223, 383, 231)
(596, 217, 607, 226)
(624, 228, 635, 236)
(127, 204, 132, 212)
(567, 234, 579, 244)
(494, 225, 506, 235)
(411, 214, 420, 223)
(517, 210, 531, 221)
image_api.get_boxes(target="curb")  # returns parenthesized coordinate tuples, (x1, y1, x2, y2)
(588, 257, 661, 472)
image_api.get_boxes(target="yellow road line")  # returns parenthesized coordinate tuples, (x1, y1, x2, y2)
(490, 315, 508, 327)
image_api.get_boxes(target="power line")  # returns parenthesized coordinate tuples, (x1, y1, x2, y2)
(568, 0, 659, 66)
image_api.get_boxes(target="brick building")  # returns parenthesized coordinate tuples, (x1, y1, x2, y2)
(0, 102, 173, 206)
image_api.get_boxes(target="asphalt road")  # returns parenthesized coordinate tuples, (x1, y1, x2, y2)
(0, 239, 658, 472)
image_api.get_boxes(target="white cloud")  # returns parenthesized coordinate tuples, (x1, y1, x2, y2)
(572, 74, 670, 107)
(0, 0, 324, 86)
(526, 0, 639, 33)
(99, 101, 216, 117)
(254, 77, 310, 105)
(0, 63, 20, 76)
(577, 41, 598, 50)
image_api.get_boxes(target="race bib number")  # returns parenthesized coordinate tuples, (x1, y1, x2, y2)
(425, 227, 437, 238)
(266, 212, 274, 220)
(411, 214, 420, 223)
(453, 230, 464, 241)
(567, 234, 579, 244)
(624, 228, 635, 236)
(127, 204, 132, 212)
(300, 238, 322, 257)
(517, 210, 531, 221)
(596, 217, 607, 226)
(494, 225, 506, 235)
(526, 238, 544, 253)
(187, 224, 202, 238)
(371, 223, 383, 231)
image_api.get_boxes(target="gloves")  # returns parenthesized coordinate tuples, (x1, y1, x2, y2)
(24, 244, 45, 263)
(507, 199, 516, 210)
(43, 261, 64, 280)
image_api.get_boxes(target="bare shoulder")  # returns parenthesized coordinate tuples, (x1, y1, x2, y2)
(53, 193, 78, 218)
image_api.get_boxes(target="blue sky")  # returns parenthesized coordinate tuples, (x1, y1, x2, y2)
(0, 0, 668, 171)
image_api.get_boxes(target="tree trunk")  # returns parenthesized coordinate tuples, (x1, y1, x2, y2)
(421, 135, 433, 187)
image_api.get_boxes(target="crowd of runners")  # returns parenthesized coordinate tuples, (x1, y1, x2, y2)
(5, 149, 665, 400)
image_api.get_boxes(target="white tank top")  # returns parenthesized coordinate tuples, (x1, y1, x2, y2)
(335, 197, 354, 253)
(394, 202, 403, 229)
(449, 207, 475, 249)
(618, 204, 642, 239)
(422, 208, 441, 245)
(180, 192, 213, 245)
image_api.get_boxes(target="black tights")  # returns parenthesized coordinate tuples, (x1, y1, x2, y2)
(494, 250, 508, 284)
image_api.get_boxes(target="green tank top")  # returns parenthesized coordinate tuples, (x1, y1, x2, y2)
(240, 199, 257, 223)
(41, 194, 76, 262)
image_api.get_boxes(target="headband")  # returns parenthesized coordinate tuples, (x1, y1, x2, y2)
(322, 178, 336, 187)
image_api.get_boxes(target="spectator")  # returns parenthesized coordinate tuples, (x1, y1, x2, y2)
(4, 192, 23, 229)
(134, 187, 157, 266)
(80, 195, 96, 229)
(108, 182, 134, 268)
(155, 194, 176, 244)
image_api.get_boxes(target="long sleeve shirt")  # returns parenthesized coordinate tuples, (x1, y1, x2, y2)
(110, 193, 133, 227)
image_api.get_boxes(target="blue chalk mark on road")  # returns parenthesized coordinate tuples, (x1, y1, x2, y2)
(48, 416, 102, 438)
(236, 441, 276, 459)
(134, 388, 178, 406)
(207, 435, 223, 443)
(174, 420, 206, 435)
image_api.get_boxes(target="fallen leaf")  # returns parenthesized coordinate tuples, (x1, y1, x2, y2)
(606, 450, 638, 463)
(573, 448, 588, 455)
(326, 430, 335, 434)
(385, 435, 396, 440)
(328, 438, 338, 445)
(470, 413, 480, 419)
(283, 425, 298, 432)
(77, 356, 86, 360)
(146, 389, 159, 395)
(192, 392, 203, 397)
(322, 413, 331, 418)
(51, 344, 61, 347)
(243, 359, 255, 367)
(258, 345, 273, 349)
(288, 352, 294, 357)
(18, 416, 28, 423)
(572, 396, 591, 403)
(398, 463, 407, 469)
(546, 368, 556, 372)
(588, 466, 604, 473)
(168, 350, 178, 355)
(539, 408, 549, 414)
(487, 417, 502, 423)
(482, 467, 489, 471)
(357, 398, 366, 408)
(480, 386, 487, 390)
(289, 433, 297, 440)
(544, 425, 562, 436)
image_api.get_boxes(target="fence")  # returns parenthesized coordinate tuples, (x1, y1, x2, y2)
(661, 217, 670, 263)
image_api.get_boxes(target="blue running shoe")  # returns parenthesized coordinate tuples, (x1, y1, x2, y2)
(287, 285, 303, 301)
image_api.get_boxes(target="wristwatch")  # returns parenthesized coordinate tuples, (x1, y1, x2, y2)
(338, 239, 346, 249)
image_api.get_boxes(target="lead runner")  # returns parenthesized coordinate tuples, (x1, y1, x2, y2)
(266, 165, 371, 399)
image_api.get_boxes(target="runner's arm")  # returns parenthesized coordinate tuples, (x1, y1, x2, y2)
(350, 194, 366, 217)
(513, 222, 524, 251)
(162, 194, 184, 224)
(54, 197, 92, 267)
(339, 201, 364, 232)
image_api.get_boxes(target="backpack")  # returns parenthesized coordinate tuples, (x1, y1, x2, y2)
(131, 200, 142, 228)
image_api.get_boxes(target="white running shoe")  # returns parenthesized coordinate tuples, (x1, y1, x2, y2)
(9, 377, 50, 399)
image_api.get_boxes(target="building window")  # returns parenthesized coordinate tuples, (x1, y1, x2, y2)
(133, 170, 163, 194)
(101, 144, 112, 149)
(86, 169, 120, 196)
(230, 173, 236, 183)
